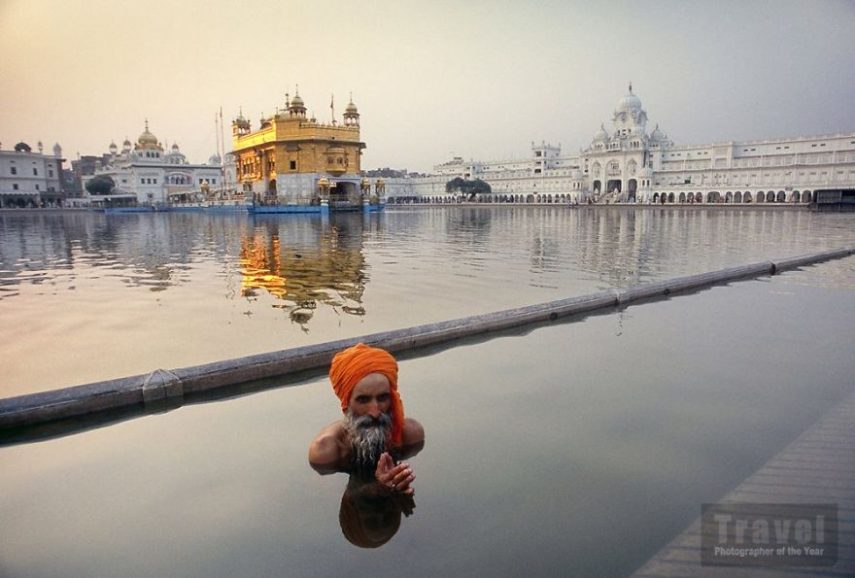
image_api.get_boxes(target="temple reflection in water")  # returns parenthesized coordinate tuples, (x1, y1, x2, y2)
(239, 214, 370, 329)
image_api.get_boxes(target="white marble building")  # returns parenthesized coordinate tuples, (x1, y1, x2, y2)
(84, 122, 230, 206)
(0, 141, 65, 207)
(386, 86, 855, 205)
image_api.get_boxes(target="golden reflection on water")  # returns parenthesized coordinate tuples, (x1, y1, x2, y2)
(2, 208, 855, 397)
(239, 219, 367, 329)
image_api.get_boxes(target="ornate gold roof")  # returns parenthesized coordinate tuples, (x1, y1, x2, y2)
(137, 120, 160, 149)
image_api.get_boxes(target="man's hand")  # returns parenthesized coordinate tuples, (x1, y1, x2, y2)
(375, 452, 415, 495)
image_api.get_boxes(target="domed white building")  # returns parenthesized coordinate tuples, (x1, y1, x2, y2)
(386, 85, 855, 206)
(84, 121, 234, 206)
(577, 84, 664, 202)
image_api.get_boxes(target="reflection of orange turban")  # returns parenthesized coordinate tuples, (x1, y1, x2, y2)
(330, 343, 405, 446)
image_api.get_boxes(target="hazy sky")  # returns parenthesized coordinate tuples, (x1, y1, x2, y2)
(1, 0, 853, 172)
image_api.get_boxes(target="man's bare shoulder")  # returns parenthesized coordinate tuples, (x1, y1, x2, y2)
(308, 421, 348, 473)
(402, 418, 424, 445)
(398, 417, 425, 459)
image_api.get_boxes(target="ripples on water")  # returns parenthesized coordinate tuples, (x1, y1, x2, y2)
(1, 207, 854, 395)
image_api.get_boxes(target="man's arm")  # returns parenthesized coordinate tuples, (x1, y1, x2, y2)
(308, 422, 348, 474)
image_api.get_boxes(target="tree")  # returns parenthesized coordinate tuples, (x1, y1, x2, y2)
(445, 177, 465, 193)
(85, 175, 115, 195)
(446, 177, 491, 199)
(468, 179, 491, 195)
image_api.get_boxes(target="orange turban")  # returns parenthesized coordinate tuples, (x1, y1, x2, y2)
(330, 343, 405, 446)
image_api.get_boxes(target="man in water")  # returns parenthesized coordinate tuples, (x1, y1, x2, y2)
(309, 343, 425, 494)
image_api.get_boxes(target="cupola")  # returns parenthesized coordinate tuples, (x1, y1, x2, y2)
(615, 83, 642, 115)
(344, 94, 360, 126)
(137, 120, 160, 149)
(288, 87, 307, 119)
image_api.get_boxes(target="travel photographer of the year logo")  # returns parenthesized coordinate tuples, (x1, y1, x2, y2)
(701, 503, 838, 567)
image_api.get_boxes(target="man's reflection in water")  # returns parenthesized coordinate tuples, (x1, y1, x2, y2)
(339, 472, 416, 549)
(309, 343, 425, 547)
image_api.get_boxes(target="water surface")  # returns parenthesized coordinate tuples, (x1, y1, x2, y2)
(0, 207, 854, 577)
(2, 207, 853, 397)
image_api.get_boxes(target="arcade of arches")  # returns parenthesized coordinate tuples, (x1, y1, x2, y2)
(388, 190, 813, 205)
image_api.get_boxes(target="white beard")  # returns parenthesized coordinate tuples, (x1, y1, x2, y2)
(344, 410, 392, 470)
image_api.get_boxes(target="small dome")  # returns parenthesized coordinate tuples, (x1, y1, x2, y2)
(615, 83, 642, 115)
(14, 142, 31, 153)
(122, 138, 132, 150)
(287, 89, 307, 119)
(137, 121, 159, 148)
(594, 124, 608, 142)
(109, 141, 118, 153)
(616, 93, 642, 113)
(208, 153, 222, 165)
(650, 124, 668, 142)
(171, 143, 180, 151)
(345, 100, 358, 114)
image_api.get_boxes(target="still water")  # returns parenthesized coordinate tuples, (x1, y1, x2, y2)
(2, 207, 854, 397)
(1, 207, 855, 577)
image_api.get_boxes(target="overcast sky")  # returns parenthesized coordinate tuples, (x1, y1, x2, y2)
(1, 0, 853, 172)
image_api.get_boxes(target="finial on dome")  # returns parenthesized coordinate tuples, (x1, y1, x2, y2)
(628, 81, 633, 94)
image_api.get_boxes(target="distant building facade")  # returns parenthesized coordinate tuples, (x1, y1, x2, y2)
(84, 121, 227, 206)
(386, 86, 855, 205)
(232, 91, 384, 207)
(0, 141, 65, 207)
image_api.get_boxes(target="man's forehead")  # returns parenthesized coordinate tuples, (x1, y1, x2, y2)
(351, 373, 391, 394)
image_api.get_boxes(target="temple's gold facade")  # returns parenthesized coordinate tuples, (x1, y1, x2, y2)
(232, 92, 366, 207)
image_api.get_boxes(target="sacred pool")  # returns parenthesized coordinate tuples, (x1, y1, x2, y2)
(1, 206, 854, 577)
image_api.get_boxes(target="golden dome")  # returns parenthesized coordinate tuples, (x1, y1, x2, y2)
(137, 120, 159, 148)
